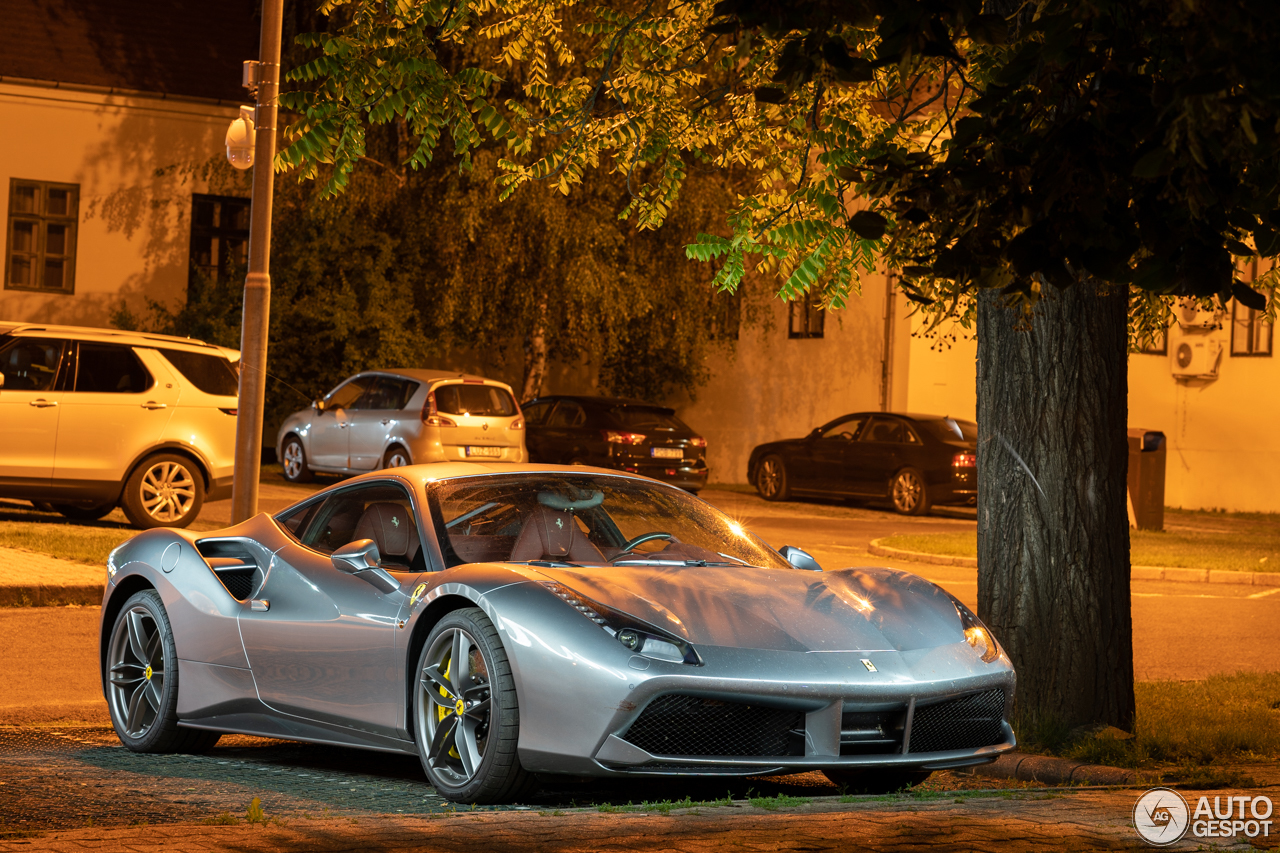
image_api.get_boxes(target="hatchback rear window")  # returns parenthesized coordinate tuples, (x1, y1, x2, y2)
(610, 407, 686, 431)
(159, 349, 239, 397)
(435, 384, 517, 417)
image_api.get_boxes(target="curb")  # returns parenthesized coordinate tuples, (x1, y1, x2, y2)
(0, 584, 103, 607)
(966, 753, 1136, 786)
(868, 539, 1280, 587)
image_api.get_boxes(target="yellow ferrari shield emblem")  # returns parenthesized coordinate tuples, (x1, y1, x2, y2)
(455, 698, 466, 716)
(145, 665, 153, 681)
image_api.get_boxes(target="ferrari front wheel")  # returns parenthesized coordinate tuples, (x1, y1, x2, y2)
(413, 608, 534, 804)
(106, 590, 219, 754)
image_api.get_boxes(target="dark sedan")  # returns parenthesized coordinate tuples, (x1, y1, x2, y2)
(521, 396, 709, 493)
(747, 413, 977, 514)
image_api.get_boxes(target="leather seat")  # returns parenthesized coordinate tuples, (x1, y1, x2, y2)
(508, 504, 605, 564)
(354, 502, 421, 568)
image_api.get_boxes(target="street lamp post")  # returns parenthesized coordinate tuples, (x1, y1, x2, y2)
(230, 0, 285, 524)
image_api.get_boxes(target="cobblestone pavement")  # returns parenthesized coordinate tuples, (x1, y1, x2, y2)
(2, 726, 1277, 852)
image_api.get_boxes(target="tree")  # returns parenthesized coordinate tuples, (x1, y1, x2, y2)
(276, 0, 1278, 735)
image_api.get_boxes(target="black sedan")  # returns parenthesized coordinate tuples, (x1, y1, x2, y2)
(747, 413, 977, 514)
(521, 396, 708, 493)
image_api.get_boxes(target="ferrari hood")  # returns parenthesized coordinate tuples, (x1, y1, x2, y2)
(531, 564, 966, 653)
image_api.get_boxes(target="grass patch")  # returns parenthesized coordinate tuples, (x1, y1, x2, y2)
(1026, 671, 1280, 768)
(748, 793, 811, 810)
(0, 520, 134, 565)
(880, 508, 1280, 573)
(596, 794, 735, 815)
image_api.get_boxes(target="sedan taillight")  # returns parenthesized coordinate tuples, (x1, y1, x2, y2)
(421, 391, 456, 427)
(688, 436, 707, 448)
(602, 430, 646, 445)
(952, 452, 977, 467)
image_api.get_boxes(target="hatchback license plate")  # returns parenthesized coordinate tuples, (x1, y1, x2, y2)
(651, 447, 683, 459)
(466, 446, 502, 458)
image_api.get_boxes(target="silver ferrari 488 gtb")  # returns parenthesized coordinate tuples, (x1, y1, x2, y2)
(100, 463, 1016, 804)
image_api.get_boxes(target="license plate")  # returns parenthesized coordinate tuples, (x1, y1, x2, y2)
(651, 447, 683, 459)
(466, 446, 502, 458)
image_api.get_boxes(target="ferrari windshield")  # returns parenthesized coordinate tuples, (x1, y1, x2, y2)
(427, 473, 788, 570)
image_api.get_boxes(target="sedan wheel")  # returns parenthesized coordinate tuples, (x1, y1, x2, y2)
(891, 468, 931, 516)
(413, 608, 533, 804)
(121, 454, 204, 529)
(106, 590, 219, 753)
(755, 454, 790, 501)
(281, 436, 313, 483)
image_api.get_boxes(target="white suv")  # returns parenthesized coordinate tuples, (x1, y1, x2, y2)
(275, 369, 525, 482)
(0, 322, 239, 528)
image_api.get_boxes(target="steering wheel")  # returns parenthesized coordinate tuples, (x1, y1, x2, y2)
(617, 531, 674, 553)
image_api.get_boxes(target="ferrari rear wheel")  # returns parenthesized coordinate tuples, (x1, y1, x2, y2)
(822, 767, 932, 794)
(413, 608, 534, 804)
(106, 590, 220, 754)
(755, 455, 790, 501)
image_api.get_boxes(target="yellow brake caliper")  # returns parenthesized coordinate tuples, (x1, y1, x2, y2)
(435, 656, 461, 759)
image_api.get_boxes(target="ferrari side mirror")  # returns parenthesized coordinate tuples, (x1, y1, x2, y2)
(779, 545, 822, 572)
(332, 539, 400, 594)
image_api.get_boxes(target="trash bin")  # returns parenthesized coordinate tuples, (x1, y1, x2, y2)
(1126, 428, 1166, 531)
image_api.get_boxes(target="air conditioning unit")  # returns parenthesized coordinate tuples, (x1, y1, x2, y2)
(1170, 337, 1222, 378)
(1175, 299, 1222, 330)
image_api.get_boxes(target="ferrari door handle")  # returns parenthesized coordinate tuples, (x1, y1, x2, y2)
(250, 599, 270, 611)
(29, 399, 57, 408)
(380, 419, 391, 425)
(338, 422, 349, 429)
(141, 401, 167, 410)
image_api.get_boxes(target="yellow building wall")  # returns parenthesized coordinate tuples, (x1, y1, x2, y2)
(670, 271, 912, 485)
(0, 82, 242, 326)
(904, 310, 1280, 513)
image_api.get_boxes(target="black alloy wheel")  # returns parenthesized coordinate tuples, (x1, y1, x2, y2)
(413, 608, 534, 804)
(106, 590, 220, 754)
(890, 468, 931, 516)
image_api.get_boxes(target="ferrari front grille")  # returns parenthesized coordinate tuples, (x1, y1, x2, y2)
(621, 694, 804, 757)
(908, 688, 1007, 753)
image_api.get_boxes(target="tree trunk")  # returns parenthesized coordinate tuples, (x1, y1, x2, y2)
(975, 281, 1134, 734)
(522, 294, 549, 400)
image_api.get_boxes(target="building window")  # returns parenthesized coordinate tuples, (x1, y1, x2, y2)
(1136, 328, 1168, 355)
(1231, 301, 1273, 356)
(5, 179, 79, 293)
(189, 195, 250, 295)
(788, 290, 824, 339)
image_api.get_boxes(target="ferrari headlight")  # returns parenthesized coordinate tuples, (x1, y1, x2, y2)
(954, 600, 1001, 663)
(540, 581, 701, 665)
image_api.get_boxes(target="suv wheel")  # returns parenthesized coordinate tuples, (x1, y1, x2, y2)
(382, 445, 411, 469)
(281, 435, 313, 483)
(121, 454, 205, 529)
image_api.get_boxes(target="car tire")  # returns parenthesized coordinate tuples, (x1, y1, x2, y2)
(822, 768, 932, 794)
(413, 607, 535, 805)
(106, 589, 221, 754)
(755, 454, 790, 501)
(121, 454, 205, 529)
(281, 435, 314, 483)
(51, 502, 116, 521)
(890, 467, 931, 516)
(382, 444, 412, 469)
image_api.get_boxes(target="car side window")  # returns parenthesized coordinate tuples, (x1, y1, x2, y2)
(548, 402, 585, 428)
(301, 482, 425, 571)
(0, 337, 66, 391)
(819, 416, 864, 441)
(353, 377, 414, 411)
(275, 499, 322, 539)
(73, 343, 153, 394)
(324, 377, 368, 410)
(860, 416, 905, 443)
(522, 400, 551, 426)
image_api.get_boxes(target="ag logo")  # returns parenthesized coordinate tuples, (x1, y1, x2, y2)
(1134, 788, 1190, 845)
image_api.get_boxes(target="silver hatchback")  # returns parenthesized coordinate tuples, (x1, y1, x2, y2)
(276, 369, 526, 481)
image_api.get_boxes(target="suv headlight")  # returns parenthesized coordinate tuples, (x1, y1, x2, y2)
(540, 581, 701, 665)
